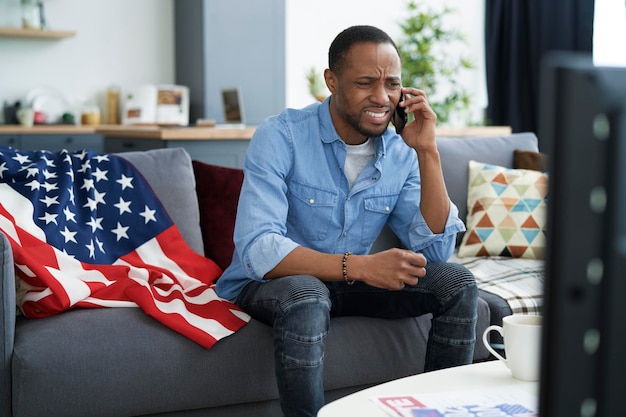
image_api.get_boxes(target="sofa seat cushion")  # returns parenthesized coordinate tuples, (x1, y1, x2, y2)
(12, 299, 490, 417)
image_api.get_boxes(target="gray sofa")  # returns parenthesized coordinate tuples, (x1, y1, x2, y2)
(0, 132, 540, 417)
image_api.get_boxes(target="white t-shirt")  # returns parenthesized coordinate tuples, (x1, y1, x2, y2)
(344, 138, 376, 188)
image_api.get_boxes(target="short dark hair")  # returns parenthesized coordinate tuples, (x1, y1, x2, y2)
(328, 25, 400, 74)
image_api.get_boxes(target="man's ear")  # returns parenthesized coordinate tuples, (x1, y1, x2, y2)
(324, 69, 336, 94)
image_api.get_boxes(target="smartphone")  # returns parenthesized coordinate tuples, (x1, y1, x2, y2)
(391, 92, 407, 134)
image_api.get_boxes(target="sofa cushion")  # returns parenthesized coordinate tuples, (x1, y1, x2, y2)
(437, 132, 540, 224)
(116, 148, 205, 256)
(192, 161, 244, 271)
(11, 299, 490, 417)
(458, 161, 548, 259)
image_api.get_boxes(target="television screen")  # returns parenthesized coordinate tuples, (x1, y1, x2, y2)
(539, 53, 626, 417)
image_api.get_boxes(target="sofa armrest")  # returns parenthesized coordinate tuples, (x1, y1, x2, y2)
(0, 231, 15, 416)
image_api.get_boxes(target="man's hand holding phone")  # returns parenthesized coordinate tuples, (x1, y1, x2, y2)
(394, 87, 438, 153)
(392, 92, 408, 134)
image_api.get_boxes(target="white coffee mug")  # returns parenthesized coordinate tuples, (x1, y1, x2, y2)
(482, 314, 542, 381)
(17, 108, 35, 127)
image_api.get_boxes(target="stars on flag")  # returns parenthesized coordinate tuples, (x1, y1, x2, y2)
(0, 147, 169, 263)
(140, 205, 157, 224)
(117, 174, 134, 190)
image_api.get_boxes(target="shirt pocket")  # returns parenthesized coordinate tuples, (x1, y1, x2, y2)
(287, 181, 338, 241)
(361, 194, 399, 246)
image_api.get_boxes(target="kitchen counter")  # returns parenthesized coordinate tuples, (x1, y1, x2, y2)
(96, 125, 512, 140)
(96, 125, 257, 140)
(0, 124, 256, 140)
(0, 125, 98, 134)
(1, 124, 511, 139)
(0, 124, 105, 153)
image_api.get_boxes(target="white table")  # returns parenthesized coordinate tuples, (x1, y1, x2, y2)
(318, 360, 538, 417)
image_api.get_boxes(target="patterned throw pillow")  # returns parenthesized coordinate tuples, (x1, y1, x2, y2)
(458, 160, 548, 259)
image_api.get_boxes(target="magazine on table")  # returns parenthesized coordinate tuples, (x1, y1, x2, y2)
(371, 386, 537, 417)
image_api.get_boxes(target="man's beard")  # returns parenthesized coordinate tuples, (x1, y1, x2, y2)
(344, 110, 389, 139)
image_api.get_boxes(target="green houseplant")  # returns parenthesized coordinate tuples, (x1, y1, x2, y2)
(396, 1, 476, 125)
(306, 67, 328, 102)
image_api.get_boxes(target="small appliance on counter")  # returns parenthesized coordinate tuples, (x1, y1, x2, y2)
(3, 101, 21, 124)
(122, 84, 189, 126)
(24, 86, 73, 125)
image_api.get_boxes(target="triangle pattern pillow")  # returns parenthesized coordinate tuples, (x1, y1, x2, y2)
(458, 160, 548, 259)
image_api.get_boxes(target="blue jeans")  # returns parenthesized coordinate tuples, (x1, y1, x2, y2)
(235, 262, 478, 417)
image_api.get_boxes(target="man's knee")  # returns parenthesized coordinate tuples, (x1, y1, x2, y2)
(274, 276, 330, 368)
(276, 275, 331, 314)
(424, 262, 476, 299)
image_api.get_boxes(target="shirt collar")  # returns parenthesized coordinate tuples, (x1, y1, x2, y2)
(317, 96, 389, 158)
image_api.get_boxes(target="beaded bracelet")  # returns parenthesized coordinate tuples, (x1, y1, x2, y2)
(342, 252, 355, 285)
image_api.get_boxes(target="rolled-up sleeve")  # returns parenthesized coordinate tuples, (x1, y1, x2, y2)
(408, 200, 466, 262)
(388, 154, 466, 263)
(231, 118, 301, 281)
(242, 234, 300, 280)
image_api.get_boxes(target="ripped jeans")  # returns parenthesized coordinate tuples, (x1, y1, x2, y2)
(235, 262, 478, 417)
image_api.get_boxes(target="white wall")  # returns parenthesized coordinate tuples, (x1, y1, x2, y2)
(0, 0, 174, 121)
(0, 0, 487, 125)
(285, 0, 487, 124)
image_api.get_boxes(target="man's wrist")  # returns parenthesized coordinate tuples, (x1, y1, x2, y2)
(414, 144, 439, 156)
(342, 252, 355, 285)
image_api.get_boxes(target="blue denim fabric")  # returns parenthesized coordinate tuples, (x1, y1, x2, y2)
(216, 97, 465, 301)
(235, 262, 477, 417)
(236, 275, 331, 417)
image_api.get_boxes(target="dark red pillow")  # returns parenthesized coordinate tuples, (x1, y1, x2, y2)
(192, 161, 244, 271)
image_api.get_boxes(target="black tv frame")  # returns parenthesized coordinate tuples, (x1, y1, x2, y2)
(539, 53, 626, 417)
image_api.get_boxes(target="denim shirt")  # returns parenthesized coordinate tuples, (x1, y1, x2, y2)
(215, 98, 465, 301)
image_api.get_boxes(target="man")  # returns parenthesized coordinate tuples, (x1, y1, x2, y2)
(216, 25, 478, 417)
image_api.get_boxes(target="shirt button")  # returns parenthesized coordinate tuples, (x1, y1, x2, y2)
(309, 198, 315, 204)
(385, 206, 390, 212)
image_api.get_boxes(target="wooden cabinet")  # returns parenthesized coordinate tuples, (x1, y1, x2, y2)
(0, 134, 20, 148)
(167, 140, 249, 168)
(103, 137, 248, 169)
(0, 132, 103, 153)
(21, 134, 103, 153)
(99, 126, 255, 168)
(104, 138, 165, 153)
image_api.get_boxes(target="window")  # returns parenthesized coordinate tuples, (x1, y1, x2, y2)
(594, 0, 626, 66)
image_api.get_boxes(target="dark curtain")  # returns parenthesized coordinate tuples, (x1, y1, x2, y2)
(485, 0, 595, 135)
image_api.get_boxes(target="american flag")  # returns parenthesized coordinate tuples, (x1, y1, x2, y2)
(0, 146, 249, 348)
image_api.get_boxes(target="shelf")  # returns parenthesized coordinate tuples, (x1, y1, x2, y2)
(0, 27, 76, 39)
